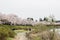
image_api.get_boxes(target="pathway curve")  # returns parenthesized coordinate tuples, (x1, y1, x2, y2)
(13, 32, 28, 40)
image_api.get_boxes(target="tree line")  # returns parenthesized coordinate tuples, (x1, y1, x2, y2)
(0, 13, 55, 26)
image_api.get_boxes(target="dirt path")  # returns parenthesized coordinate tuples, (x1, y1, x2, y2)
(13, 32, 28, 40)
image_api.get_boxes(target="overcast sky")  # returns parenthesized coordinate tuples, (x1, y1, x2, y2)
(0, 0, 60, 20)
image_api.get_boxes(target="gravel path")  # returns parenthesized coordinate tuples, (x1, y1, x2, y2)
(14, 32, 28, 40)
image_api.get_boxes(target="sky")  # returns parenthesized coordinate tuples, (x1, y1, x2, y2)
(0, 0, 60, 20)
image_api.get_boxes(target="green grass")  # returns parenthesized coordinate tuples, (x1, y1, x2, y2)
(0, 24, 60, 40)
(7, 37, 13, 40)
(14, 30, 27, 33)
(7, 30, 28, 40)
(0, 24, 59, 33)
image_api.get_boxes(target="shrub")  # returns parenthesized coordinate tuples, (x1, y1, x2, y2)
(0, 27, 15, 40)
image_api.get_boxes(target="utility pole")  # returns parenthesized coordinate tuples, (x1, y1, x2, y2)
(49, 8, 55, 40)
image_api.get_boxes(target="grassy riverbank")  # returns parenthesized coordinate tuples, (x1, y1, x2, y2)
(0, 24, 60, 40)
